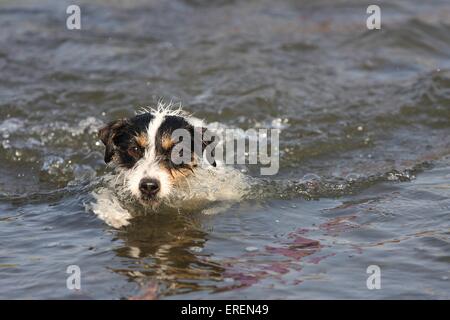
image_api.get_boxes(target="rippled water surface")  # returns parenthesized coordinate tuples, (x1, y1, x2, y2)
(1, 0, 450, 299)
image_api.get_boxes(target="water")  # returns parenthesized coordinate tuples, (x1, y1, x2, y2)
(0, 0, 449, 299)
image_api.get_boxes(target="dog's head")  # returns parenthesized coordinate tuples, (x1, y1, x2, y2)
(98, 109, 216, 207)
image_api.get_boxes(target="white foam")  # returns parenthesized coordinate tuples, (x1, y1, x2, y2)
(165, 165, 249, 207)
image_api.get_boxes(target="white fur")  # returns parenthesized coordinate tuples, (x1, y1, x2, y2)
(89, 185, 132, 228)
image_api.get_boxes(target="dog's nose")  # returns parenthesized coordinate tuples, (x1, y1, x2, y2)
(139, 178, 160, 197)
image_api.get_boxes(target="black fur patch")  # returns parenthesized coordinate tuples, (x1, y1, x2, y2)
(98, 113, 154, 168)
(156, 116, 216, 167)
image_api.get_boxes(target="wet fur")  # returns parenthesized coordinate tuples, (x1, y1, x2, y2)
(98, 105, 215, 207)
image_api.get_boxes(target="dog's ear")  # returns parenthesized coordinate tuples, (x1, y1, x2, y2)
(194, 127, 216, 167)
(98, 119, 127, 163)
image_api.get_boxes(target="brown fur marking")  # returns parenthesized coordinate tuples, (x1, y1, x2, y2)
(135, 133, 148, 148)
(161, 135, 175, 150)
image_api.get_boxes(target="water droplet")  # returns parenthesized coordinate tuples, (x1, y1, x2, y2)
(45, 242, 60, 248)
(189, 246, 203, 253)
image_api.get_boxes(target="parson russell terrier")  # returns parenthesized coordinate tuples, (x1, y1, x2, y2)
(97, 104, 279, 209)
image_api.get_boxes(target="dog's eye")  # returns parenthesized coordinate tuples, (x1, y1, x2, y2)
(127, 146, 143, 158)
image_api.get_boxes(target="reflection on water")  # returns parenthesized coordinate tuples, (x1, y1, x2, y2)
(0, 0, 449, 299)
(113, 212, 226, 296)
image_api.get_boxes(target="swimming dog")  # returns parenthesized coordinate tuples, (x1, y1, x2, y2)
(97, 105, 217, 209)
